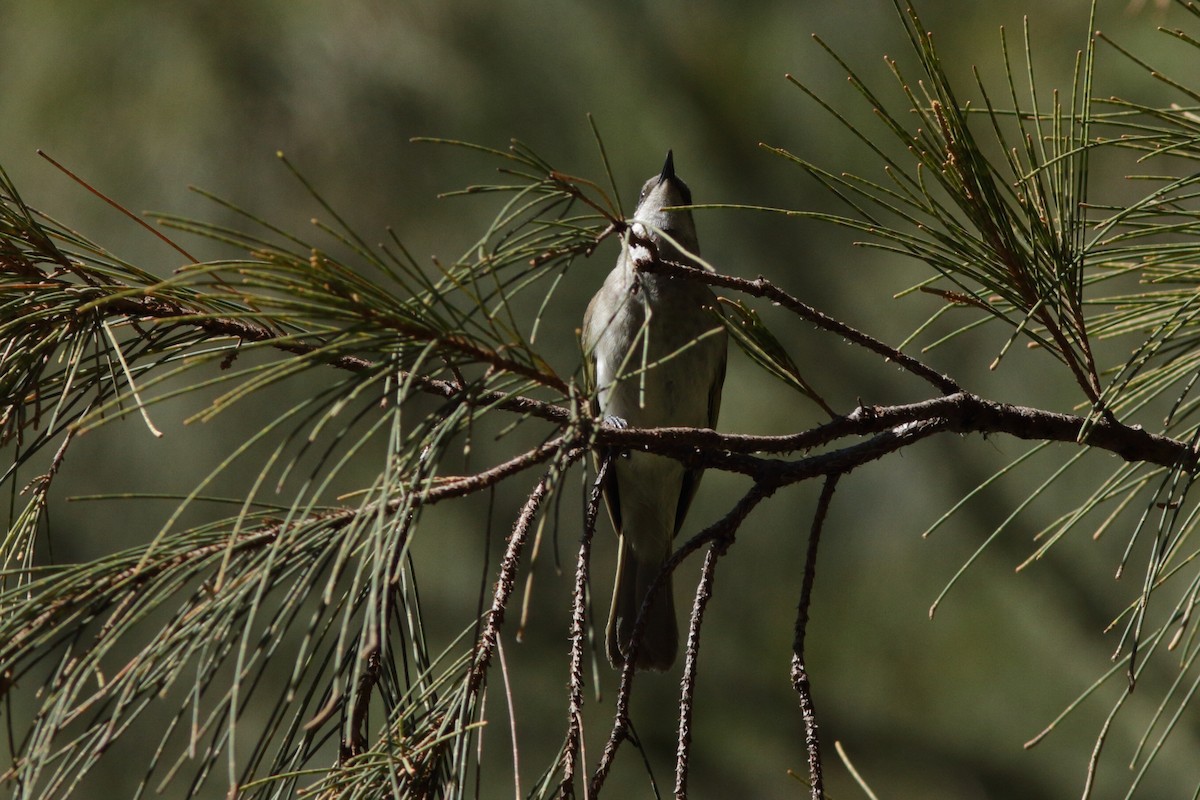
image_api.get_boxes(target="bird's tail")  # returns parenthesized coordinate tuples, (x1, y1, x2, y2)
(606, 535, 677, 671)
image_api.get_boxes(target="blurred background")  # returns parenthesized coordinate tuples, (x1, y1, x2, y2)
(2, 0, 1198, 797)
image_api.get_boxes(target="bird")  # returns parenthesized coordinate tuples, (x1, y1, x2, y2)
(582, 151, 728, 671)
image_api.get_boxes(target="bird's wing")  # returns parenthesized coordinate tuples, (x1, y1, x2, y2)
(583, 291, 626, 536)
(672, 344, 727, 535)
(707, 341, 727, 430)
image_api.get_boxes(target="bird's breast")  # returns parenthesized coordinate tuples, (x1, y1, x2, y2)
(588, 273, 724, 430)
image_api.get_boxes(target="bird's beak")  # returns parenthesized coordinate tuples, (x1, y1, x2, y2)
(658, 150, 675, 184)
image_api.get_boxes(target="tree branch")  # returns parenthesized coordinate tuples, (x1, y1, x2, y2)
(593, 393, 1197, 477)
(793, 474, 840, 800)
(560, 453, 611, 797)
(3, 275, 571, 427)
(105, 291, 572, 418)
(590, 482, 773, 795)
(674, 534, 734, 798)
(643, 258, 961, 395)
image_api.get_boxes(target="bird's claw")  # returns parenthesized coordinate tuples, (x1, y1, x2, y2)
(602, 415, 631, 460)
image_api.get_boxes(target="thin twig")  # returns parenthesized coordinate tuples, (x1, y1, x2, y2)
(792, 474, 841, 800)
(344, 636, 381, 759)
(674, 533, 735, 798)
(467, 447, 582, 700)
(560, 454, 611, 798)
(645, 258, 962, 395)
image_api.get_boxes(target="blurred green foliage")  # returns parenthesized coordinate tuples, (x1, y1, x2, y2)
(3, 1, 1198, 797)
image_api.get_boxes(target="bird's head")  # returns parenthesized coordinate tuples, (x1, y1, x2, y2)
(631, 150, 699, 257)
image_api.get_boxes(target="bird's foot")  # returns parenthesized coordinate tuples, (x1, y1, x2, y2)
(602, 415, 631, 460)
(603, 414, 629, 430)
